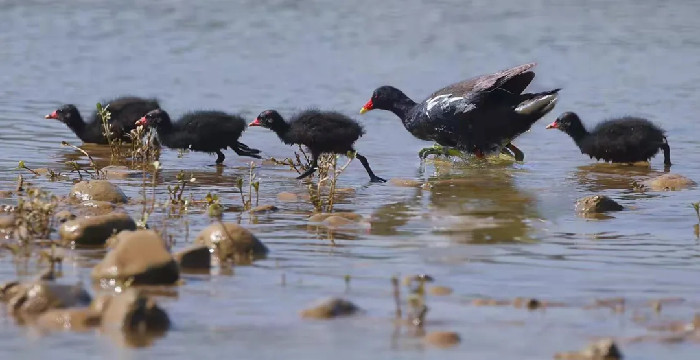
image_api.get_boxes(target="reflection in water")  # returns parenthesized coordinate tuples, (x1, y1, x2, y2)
(424, 160, 539, 244)
(573, 163, 663, 192)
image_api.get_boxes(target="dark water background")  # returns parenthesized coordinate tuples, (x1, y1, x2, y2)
(2, 0, 700, 359)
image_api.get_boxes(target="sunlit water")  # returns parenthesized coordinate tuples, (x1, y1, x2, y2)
(2, 0, 700, 359)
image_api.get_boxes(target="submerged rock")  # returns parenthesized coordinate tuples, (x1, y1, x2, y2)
(555, 338, 622, 360)
(428, 285, 453, 296)
(174, 245, 211, 271)
(300, 297, 360, 319)
(389, 178, 424, 188)
(0, 214, 16, 229)
(70, 180, 128, 203)
(59, 212, 136, 247)
(249, 204, 279, 214)
(308, 212, 364, 223)
(276, 192, 299, 202)
(101, 165, 141, 180)
(35, 308, 102, 332)
(4, 281, 91, 318)
(642, 173, 696, 191)
(54, 210, 76, 224)
(424, 331, 461, 348)
(76, 200, 117, 216)
(194, 222, 268, 262)
(92, 230, 179, 285)
(575, 195, 623, 214)
(101, 288, 170, 333)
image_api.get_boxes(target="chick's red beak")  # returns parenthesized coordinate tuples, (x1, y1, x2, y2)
(360, 99, 373, 114)
(135, 117, 147, 126)
(545, 121, 559, 129)
(45, 111, 58, 119)
(248, 118, 261, 127)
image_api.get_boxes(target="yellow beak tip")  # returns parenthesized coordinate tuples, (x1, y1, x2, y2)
(359, 108, 368, 115)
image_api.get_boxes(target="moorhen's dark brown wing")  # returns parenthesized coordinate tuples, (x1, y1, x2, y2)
(428, 63, 537, 99)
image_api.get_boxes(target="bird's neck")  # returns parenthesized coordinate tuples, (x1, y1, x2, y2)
(566, 123, 589, 143)
(66, 116, 88, 140)
(271, 121, 292, 143)
(389, 97, 418, 122)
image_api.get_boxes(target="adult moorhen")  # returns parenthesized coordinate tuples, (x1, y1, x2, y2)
(136, 109, 261, 164)
(45, 96, 160, 144)
(249, 109, 386, 183)
(546, 111, 671, 166)
(359, 63, 559, 161)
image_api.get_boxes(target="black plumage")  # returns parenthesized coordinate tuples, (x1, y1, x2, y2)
(136, 109, 261, 164)
(250, 109, 385, 182)
(360, 63, 559, 160)
(45, 96, 160, 144)
(546, 111, 671, 166)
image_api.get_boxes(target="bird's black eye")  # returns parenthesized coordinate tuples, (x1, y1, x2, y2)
(56, 109, 63, 114)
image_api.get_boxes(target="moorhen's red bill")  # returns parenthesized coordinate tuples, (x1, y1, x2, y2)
(359, 63, 559, 161)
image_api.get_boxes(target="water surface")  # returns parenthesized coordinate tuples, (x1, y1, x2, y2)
(2, 0, 700, 359)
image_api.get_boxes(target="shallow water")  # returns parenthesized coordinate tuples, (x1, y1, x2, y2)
(2, 0, 700, 358)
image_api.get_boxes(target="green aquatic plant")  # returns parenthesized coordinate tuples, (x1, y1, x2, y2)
(13, 185, 58, 243)
(236, 162, 260, 211)
(271, 146, 354, 212)
(61, 141, 103, 179)
(129, 122, 161, 166)
(693, 202, 700, 222)
(96, 102, 122, 159)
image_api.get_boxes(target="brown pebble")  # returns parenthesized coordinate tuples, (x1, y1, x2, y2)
(428, 285, 453, 296)
(389, 178, 424, 188)
(276, 192, 298, 202)
(249, 204, 279, 214)
(575, 195, 623, 214)
(173, 245, 211, 271)
(643, 173, 696, 191)
(300, 297, 360, 319)
(70, 180, 128, 203)
(424, 331, 461, 348)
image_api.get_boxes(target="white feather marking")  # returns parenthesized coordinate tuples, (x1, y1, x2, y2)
(425, 94, 473, 118)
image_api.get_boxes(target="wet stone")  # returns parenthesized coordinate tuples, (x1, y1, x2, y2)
(194, 222, 268, 262)
(428, 285, 453, 296)
(554, 339, 622, 360)
(249, 204, 279, 214)
(6, 281, 91, 318)
(91, 230, 179, 285)
(101, 165, 141, 180)
(35, 308, 102, 332)
(276, 192, 299, 202)
(59, 212, 136, 247)
(424, 331, 461, 348)
(642, 173, 696, 191)
(0, 214, 16, 229)
(70, 180, 128, 203)
(308, 212, 364, 223)
(389, 178, 424, 188)
(174, 245, 211, 271)
(575, 195, 623, 214)
(54, 210, 76, 224)
(101, 288, 170, 333)
(300, 297, 360, 319)
(76, 200, 117, 216)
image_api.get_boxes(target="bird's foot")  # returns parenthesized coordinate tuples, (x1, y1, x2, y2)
(418, 145, 462, 159)
(370, 176, 387, 183)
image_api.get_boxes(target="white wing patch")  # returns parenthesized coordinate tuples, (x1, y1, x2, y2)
(425, 94, 475, 118)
